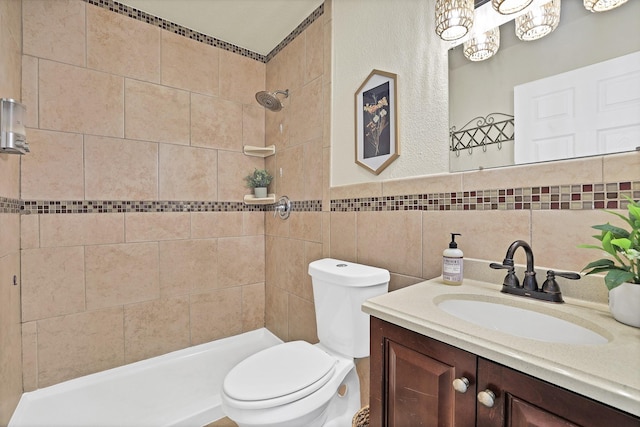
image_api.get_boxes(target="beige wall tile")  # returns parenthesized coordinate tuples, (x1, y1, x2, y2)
(161, 30, 219, 95)
(322, 212, 331, 258)
(330, 212, 357, 262)
(603, 152, 640, 183)
(39, 60, 124, 137)
(266, 35, 304, 95)
(20, 129, 84, 200)
(218, 236, 265, 288)
(0, 0, 21, 100)
(22, 55, 39, 128)
(389, 273, 424, 292)
(357, 210, 423, 277)
(383, 173, 463, 196)
(124, 295, 190, 363)
(36, 307, 124, 387)
(277, 237, 305, 297)
(242, 283, 265, 332)
(20, 214, 40, 250)
(40, 213, 124, 248)
(304, 241, 324, 302)
(277, 145, 305, 200)
(0, 213, 19, 257)
(159, 239, 217, 296)
(219, 50, 266, 105)
(422, 210, 531, 280)
(462, 156, 603, 191)
(331, 182, 383, 200)
(22, 0, 85, 67)
(290, 211, 322, 242)
(85, 243, 159, 310)
(21, 322, 38, 392)
(0, 152, 20, 199)
(243, 105, 266, 148)
(265, 284, 289, 341)
(159, 144, 218, 200)
(289, 78, 323, 145)
(21, 246, 85, 321)
(125, 212, 190, 242)
(532, 209, 628, 274)
(85, 135, 158, 200)
(305, 19, 324, 84)
(288, 295, 318, 343)
(191, 93, 243, 150)
(304, 139, 323, 200)
(266, 210, 290, 237)
(265, 103, 290, 150)
(217, 150, 264, 201)
(243, 211, 265, 236)
(125, 79, 189, 144)
(0, 251, 22, 422)
(191, 212, 243, 239)
(87, 6, 160, 82)
(190, 288, 243, 345)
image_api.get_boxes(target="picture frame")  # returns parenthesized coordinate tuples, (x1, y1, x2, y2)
(355, 70, 399, 175)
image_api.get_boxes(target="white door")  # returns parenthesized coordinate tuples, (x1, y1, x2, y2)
(514, 51, 640, 164)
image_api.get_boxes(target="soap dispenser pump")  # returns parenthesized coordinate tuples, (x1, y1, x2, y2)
(443, 233, 463, 285)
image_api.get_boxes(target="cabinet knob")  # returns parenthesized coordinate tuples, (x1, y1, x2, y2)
(452, 377, 470, 393)
(477, 389, 496, 408)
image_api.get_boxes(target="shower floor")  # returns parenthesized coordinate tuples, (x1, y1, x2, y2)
(9, 328, 282, 427)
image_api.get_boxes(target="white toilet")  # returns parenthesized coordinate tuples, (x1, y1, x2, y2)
(221, 258, 390, 427)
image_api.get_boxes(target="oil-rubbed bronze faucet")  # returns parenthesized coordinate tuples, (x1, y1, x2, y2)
(490, 240, 580, 303)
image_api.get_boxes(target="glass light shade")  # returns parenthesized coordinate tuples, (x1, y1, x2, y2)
(515, 0, 561, 41)
(491, 0, 533, 14)
(463, 27, 501, 61)
(435, 0, 474, 41)
(583, 0, 628, 12)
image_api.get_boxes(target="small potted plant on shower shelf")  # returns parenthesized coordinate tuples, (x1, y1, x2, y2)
(244, 168, 273, 199)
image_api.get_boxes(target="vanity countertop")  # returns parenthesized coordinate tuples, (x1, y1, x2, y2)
(362, 278, 640, 417)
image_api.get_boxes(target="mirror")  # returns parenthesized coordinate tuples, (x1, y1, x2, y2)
(448, 0, 640, 172)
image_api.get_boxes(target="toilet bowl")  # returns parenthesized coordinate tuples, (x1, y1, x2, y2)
(221, 259, 390, 427)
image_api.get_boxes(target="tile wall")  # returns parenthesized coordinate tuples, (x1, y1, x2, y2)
(18, 0, 272, 390)
(0, 0, 23, 424)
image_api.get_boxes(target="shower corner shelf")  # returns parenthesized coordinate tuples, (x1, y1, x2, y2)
(244, 193, 276, 205)
(243, 145, 276, 158)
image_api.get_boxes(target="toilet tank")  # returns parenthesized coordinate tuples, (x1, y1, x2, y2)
(308, 258, 389, 358)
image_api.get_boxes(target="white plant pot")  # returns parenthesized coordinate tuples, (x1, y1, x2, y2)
(254, 187, 267, 198)
(609, 282, 640, 328)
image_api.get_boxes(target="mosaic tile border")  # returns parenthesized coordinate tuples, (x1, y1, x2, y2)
(84, 0, 324, 64)
(331, 181, 640, 212)
(19, 200, 323, 215)
(0, 197, 21, 214)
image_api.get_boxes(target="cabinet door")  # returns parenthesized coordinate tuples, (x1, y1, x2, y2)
(476, 358, 640, 427)
(370, 317, 476, 427)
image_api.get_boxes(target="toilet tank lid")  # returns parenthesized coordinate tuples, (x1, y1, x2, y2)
(308, 258, 390, 287)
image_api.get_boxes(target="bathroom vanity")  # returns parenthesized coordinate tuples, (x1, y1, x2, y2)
(362, 278, 640, 427)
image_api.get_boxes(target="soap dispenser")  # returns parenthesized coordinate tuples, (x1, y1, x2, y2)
(443, 233, 463, 285)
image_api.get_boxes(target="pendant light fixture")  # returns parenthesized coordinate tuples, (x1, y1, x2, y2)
(583, 0, 628, 12)
(435, 0, 474, 41)
(491, 0, 533, 15)
(463, 27, 500, 61)
(515, 0, 561, 41)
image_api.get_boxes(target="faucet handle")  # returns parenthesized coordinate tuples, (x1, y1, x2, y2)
(490, 263, 519, 288)
(542, 270, 580, 295)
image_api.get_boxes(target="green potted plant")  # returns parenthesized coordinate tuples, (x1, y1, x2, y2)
(580, 197, 640, 327)
(244, 168, 273, 198)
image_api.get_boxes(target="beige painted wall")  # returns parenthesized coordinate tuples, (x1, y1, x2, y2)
(0, 0, 23, 423)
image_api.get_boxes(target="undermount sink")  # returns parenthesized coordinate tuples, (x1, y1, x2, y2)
(437, 298, 609, 345)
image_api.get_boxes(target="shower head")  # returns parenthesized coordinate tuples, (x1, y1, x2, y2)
(255, 89, 289, 112)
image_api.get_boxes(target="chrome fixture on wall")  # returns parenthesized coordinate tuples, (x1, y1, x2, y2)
(0, 98, 29, 155)
(273, 195, 291, 220)
(255, 89, 289, 112)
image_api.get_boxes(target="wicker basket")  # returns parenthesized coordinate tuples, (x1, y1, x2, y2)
(352, 405, 370, 427)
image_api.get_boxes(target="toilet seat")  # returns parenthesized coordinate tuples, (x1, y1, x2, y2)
(222, 341, 337, 410)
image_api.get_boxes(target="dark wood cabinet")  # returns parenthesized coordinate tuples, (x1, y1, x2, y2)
(370, 316, 639, 427)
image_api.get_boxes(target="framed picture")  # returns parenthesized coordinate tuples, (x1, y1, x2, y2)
(355, 70, 399, 175)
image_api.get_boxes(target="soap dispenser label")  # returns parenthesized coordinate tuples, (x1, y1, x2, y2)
(443, 258, 463, 281)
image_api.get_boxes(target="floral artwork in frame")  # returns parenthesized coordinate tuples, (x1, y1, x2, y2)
(355, 70, 399, 175)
